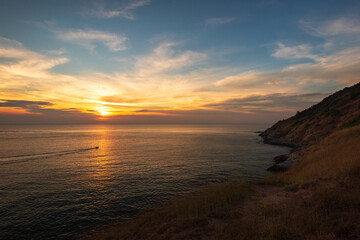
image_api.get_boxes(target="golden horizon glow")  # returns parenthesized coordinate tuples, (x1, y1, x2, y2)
(94, 106, 112, 117)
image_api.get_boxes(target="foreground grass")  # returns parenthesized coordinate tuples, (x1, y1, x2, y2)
(259, 125, 360, 239)
(83, 125, 360, 240)
(256, 182, 360, 240)
(83, 180, 250, 240)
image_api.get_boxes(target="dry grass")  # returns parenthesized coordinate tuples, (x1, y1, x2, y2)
(260, 125, 360, 239)
(252, 181, 360, 240)
(273, 124, 360, 184)
(83, 180, 249, 240)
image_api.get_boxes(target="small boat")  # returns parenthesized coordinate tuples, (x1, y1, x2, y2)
(95, 146, 99, 149)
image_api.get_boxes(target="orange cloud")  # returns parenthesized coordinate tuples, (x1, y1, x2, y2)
(0, 107, 32, 115)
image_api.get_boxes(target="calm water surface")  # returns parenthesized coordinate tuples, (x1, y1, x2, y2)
(0, 124, 289, 239)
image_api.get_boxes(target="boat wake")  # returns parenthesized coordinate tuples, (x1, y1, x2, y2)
(0, 147, 99, 165)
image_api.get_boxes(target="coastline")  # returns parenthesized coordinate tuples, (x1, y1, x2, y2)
(259, 133, 303, 172)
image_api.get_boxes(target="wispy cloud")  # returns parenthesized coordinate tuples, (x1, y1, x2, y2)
(299, 17, 360, 37)
(135, 42, 208, 75)
(205, 17, 236, 28)
(0, 37, 68, 79)
(215, 46, 360, 93)
(0, 37, 96, 108)
(216, 15, 360, 94)
(84, 0, 150, 19)
(0, 37, 37, 59)
(55, 29, 128, 51)
(204, 93, 327, 112)
(0, 99, 52, 108)
(0, 99, 98, 124)
(272, 42, 319, 61)
(0, 99, 55, 114)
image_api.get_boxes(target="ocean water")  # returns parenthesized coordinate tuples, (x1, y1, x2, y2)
(0, 124, 289, 239)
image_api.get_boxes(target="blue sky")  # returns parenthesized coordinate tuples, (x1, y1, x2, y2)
(0, 0, 359, 124)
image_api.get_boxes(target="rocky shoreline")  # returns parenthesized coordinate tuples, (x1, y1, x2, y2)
(259, 125, 314, 172)
(259, 133, 304, 172)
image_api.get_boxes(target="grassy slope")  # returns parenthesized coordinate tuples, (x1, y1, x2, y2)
(262, 125, 360, 240)
(83, 125, 360, 240)
(275, 124, 360, 183)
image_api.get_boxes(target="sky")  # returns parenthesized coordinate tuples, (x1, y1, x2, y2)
(0, 0, 359, 124)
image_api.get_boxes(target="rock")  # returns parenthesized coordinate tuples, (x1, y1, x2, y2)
(267, 164, 287, 172)
(273, 154, 289, 163)
(278, 160, 294, 169)
(267, 157, 296, 172)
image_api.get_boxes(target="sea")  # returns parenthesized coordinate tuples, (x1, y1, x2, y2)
(0, 124, 290, 239)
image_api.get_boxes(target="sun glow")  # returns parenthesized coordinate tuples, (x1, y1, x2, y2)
(88, 99, 134, 106)
(95, 106, 112, 116)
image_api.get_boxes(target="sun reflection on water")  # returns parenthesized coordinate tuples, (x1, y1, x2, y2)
(89, 126, 113, 188)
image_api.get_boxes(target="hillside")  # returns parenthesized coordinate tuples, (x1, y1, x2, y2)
(261, 82, 360, 148)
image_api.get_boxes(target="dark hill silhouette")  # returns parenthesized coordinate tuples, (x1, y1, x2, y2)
(261, 82, 360, 148)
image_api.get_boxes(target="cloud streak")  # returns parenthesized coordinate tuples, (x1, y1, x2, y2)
(204, 93, 328, 112)
(0, 100, 97, 124)
(0, 37, 68, 80)
(134, 42, 208, 75)
(0, 99, 52, 109)
(55, 29, 128, 51)
(272, 42, 318, 61)
(84, 0, 150, 19)
(215, 43, 360, 93)
(300, 17, 360, 37)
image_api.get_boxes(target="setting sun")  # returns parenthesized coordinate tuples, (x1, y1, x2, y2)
(94, 106, 112, 117)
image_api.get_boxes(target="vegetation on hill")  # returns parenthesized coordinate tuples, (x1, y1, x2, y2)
(275, 124, 360, 183)
(261, 82, 360, 147)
